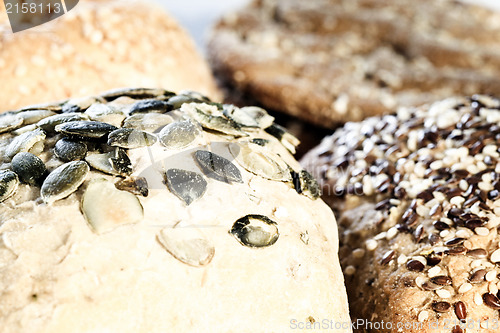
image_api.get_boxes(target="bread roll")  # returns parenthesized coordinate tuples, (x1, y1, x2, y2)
(302, 95, 500, 332)
(208, 0, 500, 128)
(0, 0, 220, 111)
(0, 88, 350, 332)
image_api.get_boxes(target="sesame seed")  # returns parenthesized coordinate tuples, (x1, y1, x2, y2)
(478, 181, 492, 192)
(491, 249, 500, 263)
(428, 266, 441, 277)
(489, 282, 499, 294)
(415, 276, 426, 288)
(474, 293, 483, 305)
(459, 179, 469, 191)
(413, 256, 427, 265)
(374, 232, 387, 241)
(418, 310, 429, 322)
(486, 271, 497, 282)
(386, 227, 398, 240)
(455, 229, 472, 238)
(352, 248, 365, 259)
(366, 239, 378, 251)
(416, 205, 429, 217)
(470, 260, 484, 269)
(450, 196, 465, 206)
(440, 230, 450, 238)
(436, 289, 452, 299)
(458, 283, 472, 294)
(344, 265, 356, 276)
(397, 254, 408, 265)
(475, 227, 490, 236)
(433, 191, 446, 202)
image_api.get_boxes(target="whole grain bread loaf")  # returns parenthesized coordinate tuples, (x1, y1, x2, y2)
(0, 88, 350, 333)
(208, 0, 500, 128)
(0, 0, 220, 111)
(302, 95, 500, 332)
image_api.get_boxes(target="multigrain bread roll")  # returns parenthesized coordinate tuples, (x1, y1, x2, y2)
(208, 0, 500, 128)
(302, 95, 500, 332)
(0, 88, 350, 333)
(0, 0, 220, 111)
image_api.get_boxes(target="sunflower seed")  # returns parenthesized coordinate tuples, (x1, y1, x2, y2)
(37, 113, 90, 133)
(17, 110, 56, 125)
(165, 168, 207, 205)
(82, 178, 143, 233)
(11, 152, 47, 186)
(62, 95, 105, 113)
(223, 105, 275, 129)
(194, 150, 243, 184)
(122, 113, 174, 132)
(107, 128, 157, 149)
(128, 99, 171, 114)
(0, 170, 19, 202)
(55, 121, 118, 139)
(100, 87, 173, 101)
(229, 142, 290, 181)
(230, 214, 279, 248)
(181, 103, 246, 136)
(6, 128, 46, 158)
(84, 103, 126, 127)
(41, 161, 89, 204)
(159, 120, 201, 149)
(157, 227, 215, 267)
(264, 124, 300, 154)
(0, 113, 24, 134)
(54, 138, 88, 162)
(115, 177, 149, 197)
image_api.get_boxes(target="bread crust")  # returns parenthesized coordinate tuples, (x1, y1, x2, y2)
(208, 0, 500, 127)
(0, 89, 350, 332)
(0, 0, 220, 111)
(302, 95, 500, 332)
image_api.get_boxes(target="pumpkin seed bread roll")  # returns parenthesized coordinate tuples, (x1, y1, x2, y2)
(0, 0, 220, 111)
(208, 0, 500, 128)
(0, 88, 350, 333)
(302, 95, 500, 332)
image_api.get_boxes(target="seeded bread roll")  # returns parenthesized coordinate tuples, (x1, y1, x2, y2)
(0, 0, 220, 111)
(208, 0, 500, 128)
(0, 88, 350, 333)
(301, 96, 500, 332)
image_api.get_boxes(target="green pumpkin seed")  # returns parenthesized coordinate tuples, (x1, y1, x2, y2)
(11, 152, 47, 185)
(41, 161, 89, 204)
(157, 227, 215, 267)
(82, 178, 143, 234)
(194, 150, 243, 184)
(107, 128, 157, 149)
(230, 215, 279, 248)
(0, 170, 19, 202)
(6, 128, 46, 158)
(165, 168, 207, 205)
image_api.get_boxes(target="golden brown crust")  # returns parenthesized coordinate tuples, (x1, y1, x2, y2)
(208, 0, 500, 127)
(0, 0, 220, 111)
(302, 95, 500, 332)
